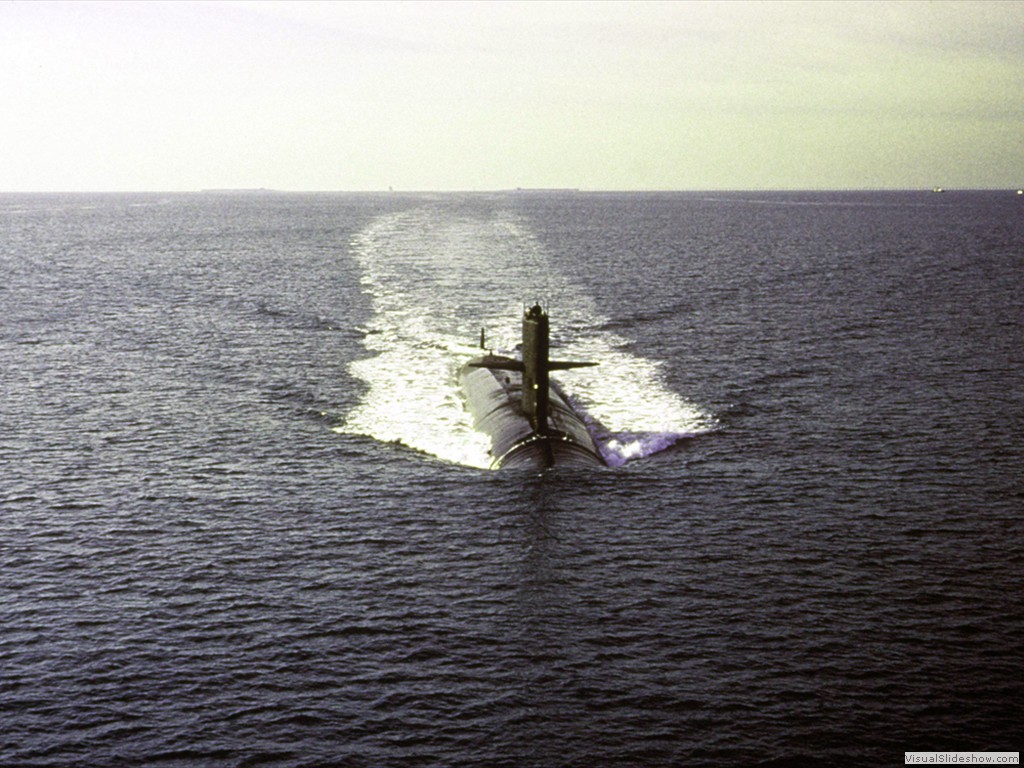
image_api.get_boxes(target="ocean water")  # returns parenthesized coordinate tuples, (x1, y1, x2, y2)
(2, 190, 1022, 766)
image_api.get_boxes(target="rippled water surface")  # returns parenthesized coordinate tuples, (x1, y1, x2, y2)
(2, 191, 1022, 766)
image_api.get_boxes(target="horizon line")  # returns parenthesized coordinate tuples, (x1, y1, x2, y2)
(2, 186, 1022, 195)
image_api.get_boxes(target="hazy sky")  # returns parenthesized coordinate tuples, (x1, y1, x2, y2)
(2, 0, 1022, 191)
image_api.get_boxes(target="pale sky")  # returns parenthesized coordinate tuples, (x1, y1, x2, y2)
(2, 0, 1022, 191)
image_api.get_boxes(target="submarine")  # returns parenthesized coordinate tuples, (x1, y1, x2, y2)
(458, 304, 606, 470)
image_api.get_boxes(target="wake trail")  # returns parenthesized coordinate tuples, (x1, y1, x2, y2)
(338, 203, 715, 468)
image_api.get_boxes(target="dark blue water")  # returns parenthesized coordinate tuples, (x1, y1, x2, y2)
(2, 191, 1022, 766)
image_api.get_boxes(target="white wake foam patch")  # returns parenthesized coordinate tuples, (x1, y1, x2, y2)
(344, 337, 494, 469)
(338, 203, 715, 468)
(554, 335, 713, 467)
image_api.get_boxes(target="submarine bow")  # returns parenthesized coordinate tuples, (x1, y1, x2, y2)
(458, 305, 606, 470)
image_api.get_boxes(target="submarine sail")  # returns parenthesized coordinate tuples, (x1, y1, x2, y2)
(458, 305, 606, 469)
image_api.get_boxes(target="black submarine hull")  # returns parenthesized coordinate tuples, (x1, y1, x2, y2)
(459, 355, 605, 470)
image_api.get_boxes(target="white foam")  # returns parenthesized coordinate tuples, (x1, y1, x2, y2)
(551, 329, 713, 466)
(338, 204, 715, 468)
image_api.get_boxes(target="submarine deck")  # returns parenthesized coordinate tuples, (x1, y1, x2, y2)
(458, 355, 605, 470)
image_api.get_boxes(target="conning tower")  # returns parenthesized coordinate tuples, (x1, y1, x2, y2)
(458, 305, 605, 469)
